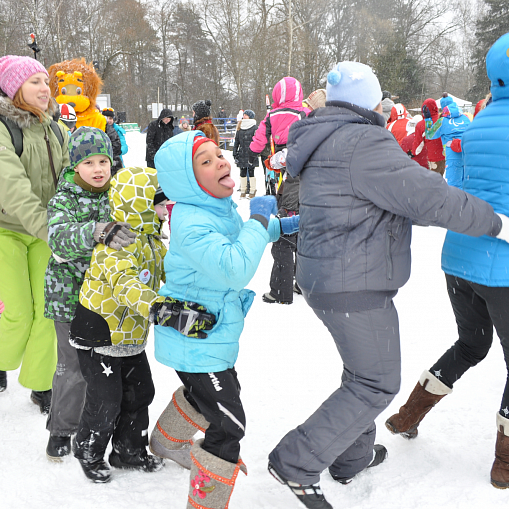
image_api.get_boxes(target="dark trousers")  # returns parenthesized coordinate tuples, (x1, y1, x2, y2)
(177, 368, 245, 464)
(430, 274, 509, 412)
(269, 233, 298, 303)
(240, 167, 254, 178)
(76, 349, 155, 455)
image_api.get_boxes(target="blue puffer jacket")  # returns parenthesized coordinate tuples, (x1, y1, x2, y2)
(154, 131, 281, 372)
(425, 103, 470, 188)
(441, 100, 509, 286)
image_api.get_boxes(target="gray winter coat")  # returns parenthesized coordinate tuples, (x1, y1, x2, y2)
(286, 101, 502, 311)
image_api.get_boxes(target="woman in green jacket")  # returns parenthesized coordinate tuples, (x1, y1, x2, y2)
(0, 56, 70, 411)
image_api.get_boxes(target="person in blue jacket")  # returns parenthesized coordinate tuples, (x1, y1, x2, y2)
(102, 108, 128, 166)
(148, 131, 299, 509)
(386, 32, 509, 490)
(424, 94, 470, 188)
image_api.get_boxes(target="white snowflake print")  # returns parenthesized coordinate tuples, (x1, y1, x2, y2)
(502, 407, 509, 417)
(434, 369, 442, 379)
(349, 72, 364, 81)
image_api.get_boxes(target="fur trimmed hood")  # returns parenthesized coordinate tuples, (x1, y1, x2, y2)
(0, 95, 57, 129)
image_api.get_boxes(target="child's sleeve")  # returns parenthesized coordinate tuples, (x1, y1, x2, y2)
(47, 194, 98, 261)
(174, 214, 272, 291)
(100, 243, 162, 319)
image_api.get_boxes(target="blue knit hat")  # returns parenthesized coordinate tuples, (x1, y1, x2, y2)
(440, 94, 453, 109)
(244, 109, 255, 119)
(487, 32, 509, 101)
(69, 126, 113, 170)
(326, 62, 382, 110)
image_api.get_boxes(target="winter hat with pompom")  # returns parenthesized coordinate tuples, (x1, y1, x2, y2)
(326, 62, 382, 111)
(243, 109, 255, 119)
(0, 55, 48, 100)
(440, 93, 453, 109)
(192, 99, 212, 122)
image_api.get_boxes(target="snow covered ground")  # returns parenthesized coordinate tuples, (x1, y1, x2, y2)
(1, 131, 508, 508)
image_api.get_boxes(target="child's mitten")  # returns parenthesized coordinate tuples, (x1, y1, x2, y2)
(93, 222, 137, 250)
(279, 215, 300, 235)
(249, 196, 277, 229)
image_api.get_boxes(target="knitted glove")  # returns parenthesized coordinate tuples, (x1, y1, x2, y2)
(93, 222, 137, 250)
(496, 214, 509, 244)
(149, 297, 216, 339)
(270, 149, 287, 169)
(450, 139, 462, 152)
(279, 215, 300, 235)
(422, 105, 431, 119)
(249, 196, 277, 229)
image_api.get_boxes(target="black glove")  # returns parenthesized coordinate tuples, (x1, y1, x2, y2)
(149, 297, 216, 339)
(422, 105, 431, 120)
(93, 222, 137, 250)
(234, 158, 239, 165)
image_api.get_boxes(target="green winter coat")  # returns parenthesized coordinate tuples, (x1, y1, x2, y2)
(0, 96, 70, 241)
(77, 166, 167, 346)
(44, 167, 111, 322)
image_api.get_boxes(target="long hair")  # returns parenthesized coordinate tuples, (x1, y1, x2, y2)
(12, 88, 46, 122)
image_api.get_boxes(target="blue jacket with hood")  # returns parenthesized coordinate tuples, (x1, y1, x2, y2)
(154, 131, 281, 372)
(425, 102, 470, 188)
(441, 33, 509, 286)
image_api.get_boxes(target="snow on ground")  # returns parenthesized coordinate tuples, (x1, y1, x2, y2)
(1, 131, 508, 508)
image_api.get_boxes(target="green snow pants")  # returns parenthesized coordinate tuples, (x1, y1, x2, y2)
(0, 228, 56, 390)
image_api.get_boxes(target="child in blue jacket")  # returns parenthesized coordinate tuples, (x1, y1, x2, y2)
(150, 131, 298, 509)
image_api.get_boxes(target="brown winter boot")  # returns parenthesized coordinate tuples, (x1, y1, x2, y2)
(187, 439, 247, 509)
(491, 413, 509, 489)
(149, 386, 209, 469)
(385, 370, 452, 439)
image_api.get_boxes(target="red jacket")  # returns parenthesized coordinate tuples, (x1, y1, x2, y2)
(412, 99, 444, 162)
(386, 104, 409, 145)
(401, 133, 428, 168)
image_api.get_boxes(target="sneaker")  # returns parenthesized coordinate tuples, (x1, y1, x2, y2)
(262, 293, 292, 305)
(46, 435, 71, 462)
(109, 449, 164, 473)
(0, 371, 6, 392)
(268, 462, 333, 509)
(331, 444, 388, 485)
(293, 282, 302, 295)
(31, 389, 52, 414)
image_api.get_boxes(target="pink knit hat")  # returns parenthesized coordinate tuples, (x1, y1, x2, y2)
(0, 55, 48, 100)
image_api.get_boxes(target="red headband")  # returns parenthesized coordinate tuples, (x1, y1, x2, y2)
(192, 135, 217, 159)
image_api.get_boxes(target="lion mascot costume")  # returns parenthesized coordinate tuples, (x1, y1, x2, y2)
(48, 58, 106, 131)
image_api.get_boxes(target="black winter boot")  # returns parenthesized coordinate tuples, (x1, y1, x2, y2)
(73, 435, 111, 483)
(0, 371, 6, 392)
(109, 447, 164, 472)
(46, 435, 71, 462)
(331, 444, 388, 484)
(31, 389, 52, 414)
(268, 462, 333, 509)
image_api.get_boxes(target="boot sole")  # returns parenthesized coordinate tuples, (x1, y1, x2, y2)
(491, 480, 509, 489)
(385, 420, 418, 439)
(149, 437, 191, 470)
(46, 452, 66, 463)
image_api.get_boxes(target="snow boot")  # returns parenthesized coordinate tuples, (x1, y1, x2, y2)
(491, 413, 509, 489)
(46, 434, 71, 462)
(109, 446, 164, 472)
(262, 293, 292, 305)
(268, 461, 332, 509)
(187, 438, 247, 509)
(73, 434, 111, 483)
(331, 444, 388, 484)
(239, 177, 248, 198)
(248, 177, 257, 199)
(0, 370, 6, 392)
(150, 385, 209, 470)
(31, 389, 52, 415)
(385, 370, 452, 439)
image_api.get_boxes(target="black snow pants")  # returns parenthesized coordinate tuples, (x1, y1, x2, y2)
(269, 232, 298, 303)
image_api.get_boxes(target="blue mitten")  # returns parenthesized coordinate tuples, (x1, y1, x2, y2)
(280, 215, 300, 235)
(250, 196, 277, 229)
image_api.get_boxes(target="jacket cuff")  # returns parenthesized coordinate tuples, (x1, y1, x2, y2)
(489, 214, 503, 237)
(250, 214, 268, 229)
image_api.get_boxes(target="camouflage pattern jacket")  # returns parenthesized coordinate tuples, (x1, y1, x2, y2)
(76, 166, 167, 347)
(44, 167, 111, 322)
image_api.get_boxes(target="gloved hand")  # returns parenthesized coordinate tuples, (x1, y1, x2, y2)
(248, 152, 258, 167)
(270, 149, 287, 169)
(442, 106, 450, 118)
(93, 222, 137, 250)
(279, 215, 300, 235)
(234, 158, 239, 165)
(249, 196, 277, 228)
(149, 297, 216, 339)
(422, 105, 431, 120)
(450, 139, 462, 152)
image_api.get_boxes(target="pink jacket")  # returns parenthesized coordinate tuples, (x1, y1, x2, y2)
(250, 77, 310, 153)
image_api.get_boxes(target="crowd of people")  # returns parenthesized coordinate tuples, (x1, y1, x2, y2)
(0, 31, 508, 509)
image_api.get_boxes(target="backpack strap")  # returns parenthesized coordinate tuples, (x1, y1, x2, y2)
(0, 115, 23, 157)
(0, 116, 64, 159)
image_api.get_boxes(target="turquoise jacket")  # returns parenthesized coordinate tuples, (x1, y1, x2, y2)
(113, 123, 128, 165)
(154, 131, 280, 372)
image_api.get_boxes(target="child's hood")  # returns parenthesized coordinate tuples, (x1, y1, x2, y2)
(272, 77, 305, 109)
(447, 103, 463, 118)
(155, 131, 234, 215)
(109, 166, 160, 235)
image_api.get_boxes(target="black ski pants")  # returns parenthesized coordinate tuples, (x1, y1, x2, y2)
(177, 368, 245, 464)
(430, 274, 509, 413)
(75, 349, 155, 456)
(269, 232, 298, 303)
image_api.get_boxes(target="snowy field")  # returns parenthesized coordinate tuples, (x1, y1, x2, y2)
(1, 131, 507, 508)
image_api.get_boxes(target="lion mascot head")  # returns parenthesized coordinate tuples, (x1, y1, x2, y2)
(48, 58, 106, 131)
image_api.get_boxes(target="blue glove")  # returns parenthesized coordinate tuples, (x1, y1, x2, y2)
(280, 215, 300, 235)
(250, 196, 277, 228)
(422, 105, 431, 119)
